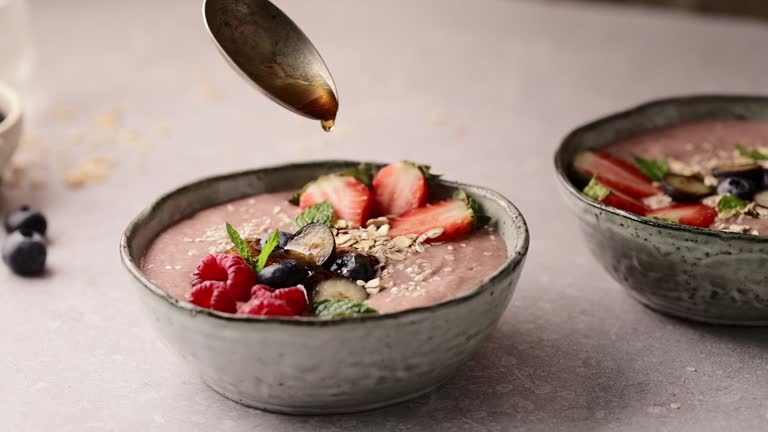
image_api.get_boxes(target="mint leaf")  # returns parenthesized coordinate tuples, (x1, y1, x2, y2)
(736, 144, 768, 161)
(256, 230, 280, 273)
(226, 223, 254, 268)
(312, 299, 378, 318)
(583, 177, 610, 200)
(293, 201, 334, 231)
(717, 194, 747, 215)
(404, 161, 441, 183)
(633, 156, 668, 181)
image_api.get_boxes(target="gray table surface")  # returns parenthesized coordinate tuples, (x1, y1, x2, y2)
(3, 0, 768, 430)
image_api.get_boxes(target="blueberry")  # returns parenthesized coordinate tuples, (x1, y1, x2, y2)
(258, 260, 308, 288)
(2, 229, 47, 276)
(260, 231, 293, 249)
(329, 253, 376, 282)
(716, 177, 756, 200)
(5, 206, 47, 236)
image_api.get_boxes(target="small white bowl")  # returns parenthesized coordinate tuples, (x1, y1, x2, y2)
(0, 81, 22, 174)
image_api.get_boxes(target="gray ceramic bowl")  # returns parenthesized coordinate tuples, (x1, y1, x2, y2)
(555, 95, 768, 326)
(121, 161, 529, 414)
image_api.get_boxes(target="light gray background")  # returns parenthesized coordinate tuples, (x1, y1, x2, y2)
(2, 0, 768, 431)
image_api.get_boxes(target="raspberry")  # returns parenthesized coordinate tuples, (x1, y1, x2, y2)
(272, 287, 308, 315)
(191, 254, 256, 302)
(250, 284, 273, 299)
(210, 286, 236, 313)
(186, 280, 226, 309)
(237, 298, 294, 317)
(191, 255, 227, 286)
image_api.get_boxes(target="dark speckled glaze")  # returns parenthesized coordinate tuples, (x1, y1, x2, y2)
(555, 96, 768, 326)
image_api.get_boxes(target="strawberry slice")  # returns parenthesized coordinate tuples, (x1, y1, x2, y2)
(574, 151, 658, 198)
(388, 191, 487, 242)
(292, 166, 372, 227)
(372, 161, 438, 217)
(583, 177, 648, 216)
(646, 204, 717, 228)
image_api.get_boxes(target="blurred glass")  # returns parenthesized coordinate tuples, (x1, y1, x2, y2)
(0, 0, 30, 85)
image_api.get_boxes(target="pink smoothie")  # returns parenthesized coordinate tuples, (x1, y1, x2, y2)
(141, 192, 507, 314)
(602, 120, 768, 234)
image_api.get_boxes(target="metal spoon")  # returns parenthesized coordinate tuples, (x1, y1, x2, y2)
(203, 0, 339, 131)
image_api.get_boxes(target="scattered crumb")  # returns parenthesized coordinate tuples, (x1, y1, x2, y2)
(686, 367, 697, 372)
(670, 403, 681, 410)
(63, 157, 115, 188)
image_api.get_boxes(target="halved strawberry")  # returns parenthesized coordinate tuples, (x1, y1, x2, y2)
(291, 166, 372, 228)
(372, 161, 438, 217)
(646, 204, 717, 228)
(574, 151, 658, 198)
(388, 191, 487, 242)
(583, 177, 648, 216)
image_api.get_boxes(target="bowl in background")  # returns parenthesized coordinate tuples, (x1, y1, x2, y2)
(121, 161, 529, 414)
(555, 95, 768, 326)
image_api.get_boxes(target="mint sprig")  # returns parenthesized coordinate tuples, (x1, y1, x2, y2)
(736, 144, 768, 161)
(583, 177, 610, 200)
(293, 201, 334, 231)
(633, 156, 668, 182)
(256, 230, 280, 273)
(312, 299, 378, 318)
(717, 194, 747, 215)
(226, 222, 255, 269)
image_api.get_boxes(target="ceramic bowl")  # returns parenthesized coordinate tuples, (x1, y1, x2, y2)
(0, 81, 22, 175)
(555, 95, 768, 326)
(121, 161, 529, 414)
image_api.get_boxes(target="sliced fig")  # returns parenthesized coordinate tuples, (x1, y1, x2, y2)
(661, 174, 714, 203)
(712, 163, 763, 182)
(284, 222, 335, 266)
(313, 278, 368, 303)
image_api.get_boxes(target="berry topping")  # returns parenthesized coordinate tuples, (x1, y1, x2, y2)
(388, 191, 485, 242)
(191, 254, 256, 301)
(716, 177, 756, 201)
(712, 163, 763, 183)
(313, 278, 368, 303)
(271, 286, 309, 315)
(250, 284, 274, 299)
(257, 259, 309, 288)
(372, 161, 436, 217)
(284, 223, 336, 266)
(295, 174, 372, 227)
(2, 229, 47, 276)
(647, 204, 717, 228)
(573, 151, 658, 199)
(260, 230, 293, 250)
(238, 298, 295, 317)
(583, 177, 648, 216)
(661, 174, 714, 203)
(5, 206, 47, 236)
(186, 280, 236, 313)
(210, 286, 237, 313)
(328, 252, 376, 282)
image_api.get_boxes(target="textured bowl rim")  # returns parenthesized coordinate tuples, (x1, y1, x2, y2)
(554, 94, 768, 243)
(120, 160, 530, 326)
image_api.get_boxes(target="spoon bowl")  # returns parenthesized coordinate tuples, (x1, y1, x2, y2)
(203, 0, 338, 129)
